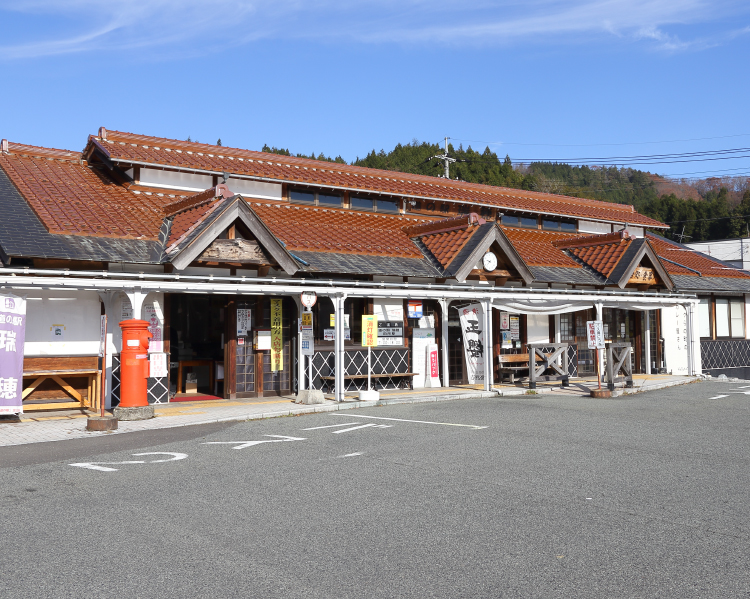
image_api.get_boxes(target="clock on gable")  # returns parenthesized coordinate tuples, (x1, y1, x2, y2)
(482, 251, 498, 272)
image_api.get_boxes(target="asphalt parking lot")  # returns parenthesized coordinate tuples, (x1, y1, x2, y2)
(2, 379, 749, 598)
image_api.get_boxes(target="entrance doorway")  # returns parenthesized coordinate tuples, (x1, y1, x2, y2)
(169, 294, 226, 397)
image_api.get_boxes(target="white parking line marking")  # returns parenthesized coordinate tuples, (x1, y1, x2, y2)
(709, 395, 729, 400)
(733, 385, 750, 389)
(342, 452, 363, 457)
(332, 413, 487, 430)
(202, 435, 306, 449)
(303, 423, 359, 430)
(331, 423, 391, 434)
(728, 391, 750, 395)
(70, 452, 188, 472)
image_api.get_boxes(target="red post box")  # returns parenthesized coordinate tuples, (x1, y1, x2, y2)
(119, 319, 153, 408)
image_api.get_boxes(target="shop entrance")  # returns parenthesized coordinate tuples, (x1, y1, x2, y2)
(228, 296, 296, 398)
(169, 294, 227, 398)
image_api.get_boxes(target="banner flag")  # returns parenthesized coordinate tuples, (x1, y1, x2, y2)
(0, 293, 26, 415)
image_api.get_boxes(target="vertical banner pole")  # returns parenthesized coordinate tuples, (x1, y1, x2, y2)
(596, 347, 601, 390)
(368, 345, 372, 392)
(100, 314, 107, 416)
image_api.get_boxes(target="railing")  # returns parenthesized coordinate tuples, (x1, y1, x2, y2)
(528, 343, 570, 389)
(606, 342, 633, 391)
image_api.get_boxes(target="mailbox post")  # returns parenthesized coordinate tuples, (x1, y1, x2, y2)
(113, 319, 155, 420)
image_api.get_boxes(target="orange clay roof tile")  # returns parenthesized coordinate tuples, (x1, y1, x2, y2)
(247, 203, 431, 258)
(499, 227, 583, 268)
(420, 227, 480, 268)
(647, 234, 750, 279)
(91, 130, 667, 229)
(0, 148, 170, 239)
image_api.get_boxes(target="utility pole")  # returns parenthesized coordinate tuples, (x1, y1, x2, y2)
(429, 137, 456, 178)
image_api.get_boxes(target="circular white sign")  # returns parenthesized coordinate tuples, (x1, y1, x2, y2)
(482, 252, 498, 272)
(300, 291, 317, 309)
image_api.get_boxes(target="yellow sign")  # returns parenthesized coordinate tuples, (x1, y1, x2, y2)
(330, 313, 335, 327)
(301, 312, 313, 329)
(270, 298, 283, 372)
(362, 315, 378, 347)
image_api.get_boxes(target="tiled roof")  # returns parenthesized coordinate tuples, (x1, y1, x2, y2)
(500, 227, 583, 268)
(166, 198, 226, 251)
(556, 231, 632, 278)
(88, 130, 667, 228)
(419, 226, 480, 268)
(647, 234, 750, 279)
(0, 145, 169, 239)
(247, 203, 430, 258)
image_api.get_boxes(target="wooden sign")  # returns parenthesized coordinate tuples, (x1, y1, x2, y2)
(198, 239, 270, 263)
(628, 267, 657, 285)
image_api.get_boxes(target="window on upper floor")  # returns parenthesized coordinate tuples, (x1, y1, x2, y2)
(542, 219, 577, 232)
(289, 188, 342, 207)
(501, 215, 538, 228)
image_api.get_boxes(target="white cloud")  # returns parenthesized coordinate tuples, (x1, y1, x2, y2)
(0, 0, 746, 59)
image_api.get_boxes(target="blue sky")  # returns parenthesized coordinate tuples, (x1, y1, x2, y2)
(1, 0, 749, 178)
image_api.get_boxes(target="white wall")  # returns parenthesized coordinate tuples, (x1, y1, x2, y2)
(24, 290, 101, 356)
(139, 168, 213, 192)
(526, 313, 550, 344)
(578, 220, 611, 235)
(232, 180, 282, 201)
(661, 306, 689, 375)
(624, 226, 645, 238)
(112, 291, 165, 355)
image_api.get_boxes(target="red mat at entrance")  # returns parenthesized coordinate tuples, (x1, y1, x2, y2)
(170, 394, 223, 403)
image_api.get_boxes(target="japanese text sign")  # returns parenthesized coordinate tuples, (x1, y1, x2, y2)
(362, 315, 378, 347)
(0, 294, 26, 415)
(270, 299, 283, 372)
(587, 320, 605, 350)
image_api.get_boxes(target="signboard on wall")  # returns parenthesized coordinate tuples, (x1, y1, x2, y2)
(270, 299, 283, 372)
(237, 308, 251, 336)
(377, 321, 403, 346)
(144, 303, 163, 353)
(459, 303, 485, 384)
(500, 312, 510, 330)
(509, 316, 520, 340)
(149, 353, 168, 378)
(407, 301, 423, 319)
(0, 294, 26, 415)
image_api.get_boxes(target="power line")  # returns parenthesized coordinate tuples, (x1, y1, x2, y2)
(666, 214, 750, 224)
(449, 133, 750, 148)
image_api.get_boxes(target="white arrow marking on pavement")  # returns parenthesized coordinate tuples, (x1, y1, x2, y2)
(728, 391, 750, 395)
(303, 423, 360, 430)
(342, 452, 363, 457)
(733, 385, 750, 389)
(332, 413, 487, 430)
(709, 395, 729, 400)
(69, 452, 188, 472)
(331, 423, 391, 434)
(202, 435, 306, 449)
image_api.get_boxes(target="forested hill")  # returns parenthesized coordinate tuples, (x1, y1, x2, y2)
(262, 141, 750, 243)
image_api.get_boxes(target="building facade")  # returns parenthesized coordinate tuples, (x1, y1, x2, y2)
(2, 129, 746, 412)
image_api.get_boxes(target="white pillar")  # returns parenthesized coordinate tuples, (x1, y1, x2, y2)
(124, 288, 147, 319)
(334, 294, 346, 401)
(482, 299, 494, 391)
(97, 290, 120, 409)
(294, 296, 305, 392)
(644, 310, 652, 375)
(686, 302, 697, 377)
(439, 299, 450, 388)
(595, 302, 604, 376)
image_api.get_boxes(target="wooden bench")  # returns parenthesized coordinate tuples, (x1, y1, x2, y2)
(320, 372, 418, 392)
(22, 368, 101, 411)
(497, 354, 547, 384)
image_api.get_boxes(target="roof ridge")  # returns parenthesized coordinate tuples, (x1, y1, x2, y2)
(94, 129, 651, 216)
(553, 230, 630, 248)
(403, 213, 485, 237)
(163, 184, 233, 217)
(1, 141, 81, 162)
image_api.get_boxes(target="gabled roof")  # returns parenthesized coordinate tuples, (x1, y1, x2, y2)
(554, 231, 674, 290)
(85, 129, 667, 229)
(647, 233, 750, 280)
(407, 213, 533, 283)
(166, 195, 299, 273)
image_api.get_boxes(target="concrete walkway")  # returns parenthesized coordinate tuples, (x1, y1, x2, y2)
(0, 376, 701, 448)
